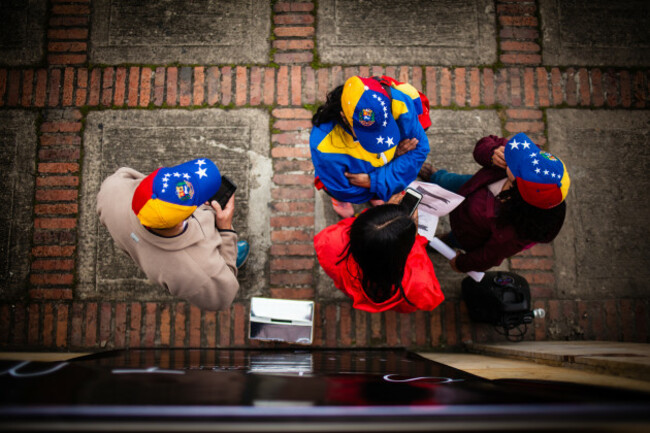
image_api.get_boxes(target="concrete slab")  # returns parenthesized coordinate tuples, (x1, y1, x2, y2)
(90, 0, 270, 64)
(0, 111, 37, 300)
(467, 341, 650, 382)
(540, 0, 650, 66)
(548, 110, 650, 300)
(78, 109, 271, 302)
(317, 0, 496, 65)
(0, 0, 46, 66)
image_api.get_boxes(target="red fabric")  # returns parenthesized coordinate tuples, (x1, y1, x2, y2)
(314, 176, 325, 190)
(131, 167, 159, 215)
(314, 217, 444, 314)
(377, 75, 431, 130)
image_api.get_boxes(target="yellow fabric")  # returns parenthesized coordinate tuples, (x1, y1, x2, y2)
(137, 199, 196, 229)
(391, 98, 409, 120)
(316, 125, 396, 168)
(341, 76, 365, 129)
(559, 158, 571, 201)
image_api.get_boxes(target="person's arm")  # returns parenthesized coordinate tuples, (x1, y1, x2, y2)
(453, 235, 529, 273)
(402, 237, 445, 311)
(184, 254, 240, 311)
(211, 195, 238, 276)
(473, 135, 508, 167)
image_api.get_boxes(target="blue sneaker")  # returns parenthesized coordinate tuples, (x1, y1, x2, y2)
(236, 240, 250, 269)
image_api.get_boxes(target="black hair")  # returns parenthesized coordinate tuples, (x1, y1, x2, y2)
(338, 204, 417, 305)
(497, 181, 566, 243)
(312, 85, 345, 127)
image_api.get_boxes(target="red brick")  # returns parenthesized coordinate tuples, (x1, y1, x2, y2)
(36, 176, 79, 187)
(70, 303, 83, 347)
(501, 53, 541, 65)
(142, 303, 156, 347)
(604, 299, 619, 341)
(34, 218, 76, 231)
(506, 108, 542, 120)
(518, 272, 555, 287)
(188, 305, 201, 347)
(465, 68, 480, 107)
(21, 69, 34, 106)
(439, 68, 451, 106)
(98, 303, 112, 347)
(277, 66, 289, 106)
(74, 68, 87, 106)
(269, 288, 314, 299)
(49, 16, 88, 26)
(380, 311, 395, 346)
(605, 69, 618, 107)
(34, 69, 47, 107)
(47, 69, 61, 106)
(41, 121, 81, 133)
(150, 67, 164, 107)
(32, 259, 74, 271)
(234, 303, 246, 345)
(87, 68, 100, 105)
(533, 300, 547, 340)
(35, 203, 77, 215)
(633, 71, 646, 108)
(291, 66, 302, 105)
(445, 302, 457, 346)
(166, 67, 178, 106)
(535, 67, 550, 107)
(269, 201, 314, 213)
(84, 303, 97, 347)
(353, 310, 367, 346)
(270, 243, 314, 256)
(325, 304, 337, 346)
(60, 68, 74, 106)
(576, 300, 590, 339)
(577, 68, 590, 106)
(522, 68, 535, 107)
(270, 257, 314, 271)
(193, 67, 204, 105)
(234, 66, 247, 106)
(126, 66, 139, 107)
(620, 70, 632, 108)
(114, 303, 127, 348)
(620, 299, 635, 342)
(453, 68, 466, 106)
(220, 66, 232, 105)
(271, 229, 313, 242)
(273, 39, 314, 51)
(38, 148, 79, 164)
(48, 28, 88, 40)
(30, 273, 74, 285)
(274, 159, 313, 172)
(399, 313, 411, 347)
(591, 69, 604, 107)
(272, 174, 313, 187)
(159, 304, 170, 346)
(179, 67, 192, 107)
(28, 304, 40, 345)
(335, 303, 351, 346)
(277, 2, 314, 12)
(500, 26, 539, 40)
(501, 41, 540, 53)
(29, 288, 73, 299)
(425, 67, 439, 107)
(497, 3, 536, 15)
(5, 69, 20, 106)
(174, 303, 187, 346)
(100, 67, 113, 106)
(42, 304, 55, 347)
(481, 68, 494, 106)
(316, 68, 329, 103)
(509, 68, 522, 106)
(587, 300, 604, 339)
(40, 134, 80, 146)
(11, 304, 26, 345)
(56, 304, 69, 347)
(139, 67, 151, 107)
(204, 310, 217, 347)
(550, 68, 563, 105)
(264, 67, 276, 105)
(32, 245, 75, 257)
(48, 41, 87, 52)
(110, 67, 125, 106)
(565, 68, 577, 106)
(496, 69, 508, 105)
(272, 187, 314, 200)
(272, 108, 312, 119)
(47, 55, 87, 66)
(272, 131, 306, 145)
(51, 4, 90, 14)
(249, 67, 262, 106)
(274, 14, 314, 25)
(499, 16, 538, 26)
(274, 119, 311, 130)
(270, 272, 313, 286)
(129, 303, 141, 347)
(510, 257, 554, 270)
(219, 309, 230, 346)
(270, 145, 310, 158)
(274, 26, 314, 37)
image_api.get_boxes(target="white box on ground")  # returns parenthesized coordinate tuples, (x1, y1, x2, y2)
(249, 297, 314, 344)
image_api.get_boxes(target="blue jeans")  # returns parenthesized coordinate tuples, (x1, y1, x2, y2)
(428, 169, 472, 250)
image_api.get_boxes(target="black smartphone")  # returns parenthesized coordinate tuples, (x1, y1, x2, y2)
(400, 187, 423, 216)
(211, 175, 237, 210)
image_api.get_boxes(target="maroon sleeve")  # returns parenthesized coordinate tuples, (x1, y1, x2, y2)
(454, 234, 530, 273)
(473, 135, 508, 167)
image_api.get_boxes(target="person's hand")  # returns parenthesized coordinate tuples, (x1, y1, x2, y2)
(211, 195, 235, 230)
(395, 138, 419, 157)
(387, 190, 405, 205)
(492, 145, 507, 168)
(345, 172, 371, 188)
(449, 251, 461, 273)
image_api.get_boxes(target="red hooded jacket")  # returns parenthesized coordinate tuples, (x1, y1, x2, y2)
(314, 217, 444, 314)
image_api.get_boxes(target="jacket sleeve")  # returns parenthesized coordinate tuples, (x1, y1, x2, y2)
(473, 135, 508, 167)
(368, 100, 430, 201)
(454, 234, 530, 273)
(402, 236, 444, 312)
(217, 230, 239, 279)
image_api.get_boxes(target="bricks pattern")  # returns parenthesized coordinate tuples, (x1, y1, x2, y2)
(1, 0, 648, 351)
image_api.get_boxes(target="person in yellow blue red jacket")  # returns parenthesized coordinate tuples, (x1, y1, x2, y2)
(310, 75, 431, 218)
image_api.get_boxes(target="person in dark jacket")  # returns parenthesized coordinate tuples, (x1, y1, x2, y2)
(420, 133, 570, 273)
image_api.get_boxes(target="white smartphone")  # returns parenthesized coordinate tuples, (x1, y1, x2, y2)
(400, 187, 423, 216)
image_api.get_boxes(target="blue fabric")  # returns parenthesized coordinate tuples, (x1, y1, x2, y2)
(310, 88, 429, 203)
(428, 170, 472, 194)
(236, 240, 250, 269)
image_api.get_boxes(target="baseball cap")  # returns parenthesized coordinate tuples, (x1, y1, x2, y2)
(341, 76, 401, 154)
(132, 158, 221, 228)
(505, 133, 570, 209)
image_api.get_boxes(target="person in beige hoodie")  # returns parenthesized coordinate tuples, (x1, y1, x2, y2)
(97, 158, 246, 311)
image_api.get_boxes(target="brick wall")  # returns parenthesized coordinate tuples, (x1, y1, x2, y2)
(0, 0, 648, 351)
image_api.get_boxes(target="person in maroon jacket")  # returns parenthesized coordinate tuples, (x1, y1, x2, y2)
(420, 133, 570, 273)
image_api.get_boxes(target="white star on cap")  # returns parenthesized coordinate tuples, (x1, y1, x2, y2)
(522, 141, 531, 149)
(386, 137, 394, 146)
(510, 139, 520, 149)
(535, 168, 541, 174)
(551, 173, 556, 178)
(183, 173, 190, 179)
(532, 159, 539, 165)
(376, 136, 384, 144)
(196, 167, 208, 179)
(364, 86, 369, 90)
(543, 169, 549, 175)
(163, 182, 168, 188)
(195, 159, 206, 167)
(382, 120, 387, 127)
(530, 152, 537, 158)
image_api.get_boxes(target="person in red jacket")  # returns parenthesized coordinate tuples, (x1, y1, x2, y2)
(419, 133, 569, 273)
(314, 202, 444, 314)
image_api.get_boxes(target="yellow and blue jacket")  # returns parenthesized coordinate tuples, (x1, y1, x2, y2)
(310, 86, 429, 203)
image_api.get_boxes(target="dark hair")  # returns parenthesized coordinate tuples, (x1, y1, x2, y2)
(497, 181, 566, 243)
(312, 85, 344, 127)
(338, 204, 417, 304)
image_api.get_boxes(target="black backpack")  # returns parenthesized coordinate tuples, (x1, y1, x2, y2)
(461, 271, 534, 341)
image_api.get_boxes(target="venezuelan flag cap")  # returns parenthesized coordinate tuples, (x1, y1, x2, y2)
(505, 133, 570, 209)
(131, 159, 221, 228)
(341, 76, 401, 154)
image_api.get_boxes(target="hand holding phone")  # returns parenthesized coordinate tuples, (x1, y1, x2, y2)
(400, 187, 423, 216)
(210, 176, 237, 210)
